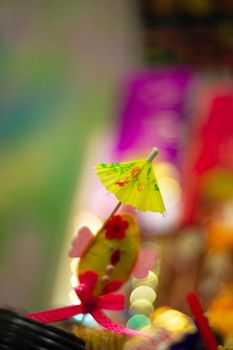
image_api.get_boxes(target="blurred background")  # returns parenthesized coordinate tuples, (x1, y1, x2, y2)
(0, 0, 233, 341)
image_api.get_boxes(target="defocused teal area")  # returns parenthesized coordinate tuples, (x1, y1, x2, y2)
(0, 0, 137, 310)
(0, 90, 109, 309)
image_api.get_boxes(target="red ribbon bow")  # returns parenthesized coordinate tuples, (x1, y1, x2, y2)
(26, 271, 143, 336)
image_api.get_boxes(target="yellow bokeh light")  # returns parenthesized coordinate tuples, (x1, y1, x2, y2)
(70, 258, 79, 274)
(130, 286, 156, 304)
(69, 290, 81, 305)
(154, 162, 181, 209)
(151, 307, 194, 334)
(129, 299, 154, 316)
(70, 274, 78, 287)
(132, 271, 159, 289)
(73, 212, 103, 235)
(154, 162, 179, 180)
(159, 177, 181, 208)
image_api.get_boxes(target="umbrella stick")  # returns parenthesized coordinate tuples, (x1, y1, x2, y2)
(108, 201, 122, 218)
(96, 202, 122, 236)
(147, 147, 158, 162)
(103, 201, 122, 229)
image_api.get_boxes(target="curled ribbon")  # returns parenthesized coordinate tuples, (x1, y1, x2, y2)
(26, 271, 145, 336)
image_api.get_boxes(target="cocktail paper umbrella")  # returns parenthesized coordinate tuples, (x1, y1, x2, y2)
(96, 147, 165, 215)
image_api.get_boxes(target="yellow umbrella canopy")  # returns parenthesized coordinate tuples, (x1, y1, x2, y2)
(96, 148, 165, 214)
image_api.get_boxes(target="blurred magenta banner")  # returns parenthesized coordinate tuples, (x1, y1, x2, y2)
(115, 67, 192, 165)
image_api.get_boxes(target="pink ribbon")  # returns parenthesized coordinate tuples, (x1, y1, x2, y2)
(26, 271, 145, 336)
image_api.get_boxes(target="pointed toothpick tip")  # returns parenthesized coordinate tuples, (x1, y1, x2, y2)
(147, 147, 159, 162)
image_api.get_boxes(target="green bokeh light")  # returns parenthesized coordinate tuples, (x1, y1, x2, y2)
(127, 314, 151, 330)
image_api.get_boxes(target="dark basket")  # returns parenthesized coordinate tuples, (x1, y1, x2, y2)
(0, 308, 85, 350)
